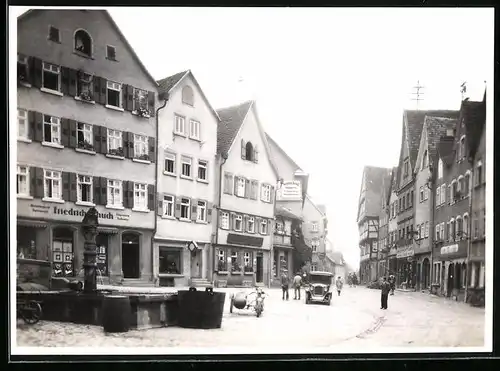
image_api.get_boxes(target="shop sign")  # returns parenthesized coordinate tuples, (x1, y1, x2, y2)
(30, 204, 129, 221)
(360, 253, 370, 261)
(396, 246, 414, 259)
(276, 181, 302, 201)
(441, 244, 459, 255)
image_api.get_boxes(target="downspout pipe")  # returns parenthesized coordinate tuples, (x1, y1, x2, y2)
(151, 93, 169, 286)
(213, 153, 228, 283)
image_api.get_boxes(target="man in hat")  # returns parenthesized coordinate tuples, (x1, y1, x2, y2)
(281, 270, 290, 300)
(380, 276, 391, 309)
(293, 271, 303, 300)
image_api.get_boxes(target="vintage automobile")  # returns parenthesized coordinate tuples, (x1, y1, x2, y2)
(304, 271, 334, 305)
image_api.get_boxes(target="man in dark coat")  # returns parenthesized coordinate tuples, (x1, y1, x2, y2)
(380, 276, 391, 309)
(281, 271, 290, 300)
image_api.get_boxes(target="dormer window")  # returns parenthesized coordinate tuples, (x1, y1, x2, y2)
(241, 140, 259, 163)
(182, 85, 194, 106)
(245, 142, 254, 161)
(74, 29, 92, 57)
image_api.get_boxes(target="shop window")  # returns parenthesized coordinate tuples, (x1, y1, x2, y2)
(159, 247, 182, 274)
(217, 249, 227, 271)
(96, 234, 109, 276)
(231, 251, 241, 273)
(17, 226, 38, 259)
(74, 29, 92, 57)
(244, 252, 253, 273)
(52, 227, 74, 277)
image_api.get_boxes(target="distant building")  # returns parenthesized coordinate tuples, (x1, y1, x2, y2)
(356, 166, 392, 284)
(387, 167, 399, 277)
(303, 195, 328, 272)
(377, 170, 393, 278)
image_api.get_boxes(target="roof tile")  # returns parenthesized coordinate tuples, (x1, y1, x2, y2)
(216, 100, 253, 155)
(157, 70, 188, 95)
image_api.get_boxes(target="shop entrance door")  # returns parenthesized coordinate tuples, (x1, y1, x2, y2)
(190, 250, 202, 278)
(447, 263, 454, 297)
(122, 233, 140, 279)
(256, 255, 263, 283)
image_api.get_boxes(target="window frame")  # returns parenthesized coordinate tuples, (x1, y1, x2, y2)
(106, 81, 122, 108)
(247, 216, 255, 233)
(261, 183, 271, 203)
(189, 119, 201, 140)
(260, 218, 268, 235)
(43, 114, 61, 145)
(17, 165, 30, 196)
(133, 134, 149, 159)
(133, 88, 149, 113)
(107, 179, 123, 208)
(181, 156, 192, 178)
(197, 160, 208, 182)
(17, 108, 28, 140)
(180, 197, 191, 220)
(106, 45, 117, 61)
(77, 174, 93, 204)
(107, 129, 123, 155)
(48, 25, 60, 42)
(174, 114, 186, 136)
(42, 62, 61, 92)
(133, 182, 148, 211)
(236, 177, 245, 197)
(234, 214, 243, 232)
(163, 195, 174, 217)
(220, 211, 230, 230)
(164, 151, 176, 175)
(43, 169, 62, 201)
(197, 200, 207, 222)
(74, 29, 93, 57)
(77, 122, 93, 149)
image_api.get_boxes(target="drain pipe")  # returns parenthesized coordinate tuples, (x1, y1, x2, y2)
(213, 152, 228, 283)
(151, 93, 169, 286)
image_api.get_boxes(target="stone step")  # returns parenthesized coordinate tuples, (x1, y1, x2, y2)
(120, 280, 154, 287)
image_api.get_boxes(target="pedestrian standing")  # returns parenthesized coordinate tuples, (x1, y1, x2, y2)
(293, 272, 302, 300)
(388, 274, 396, 295)
(380, 276, 391, 309)
(281, 271, 290, 300)
(335, 276, 343, 296)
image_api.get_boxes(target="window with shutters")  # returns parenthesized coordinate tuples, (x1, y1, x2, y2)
(182, 85, 194, 106)
(77, 123, 93, 151)
(17, 165, 30, 196)
(133, 183, 148, 211)
(189, 120, 200, 140)
(77, 175, 93, 204)
(164, 152, 176, 175)
(425, 221, 429, 238)
(44, 170, 62, 200)
(174, 115, 186, 136)
(107, 179, 122, 208)
(245, 142, 254, 161)
(17, 54, 29, 84)
(234, 214, 243, 231)
(107, 129, 123, 156)
(197, 160, 207, 181)
(261, 184, 271, 202)
(42, 62, 61, 92)
(43, 115, 61, 145)
(134, 134, 149, 160)
(48, 26, 60, 42)
(197, 200, 207, 222)
(440, 184, 446, 205)
(464, 172, 471, 196)
(247, 217, 255, 233)
(181, 156, 192, 178)
(236, 177, 245, 197)
(180, 198, 190, 220)
(106, 81, 122, 108)
(74, 29, 92, 57)
(231, 251, 241, 272)
(220, 211, 229, 230)
(133, 88, 149, 113)
(106, 45, 116, 61)
(76, 71, 94, 101)
(217, 249, 227, 271)
(18, 109, 28, 140)
(163, 195, 174, 217)
(260, 219, 268, 235)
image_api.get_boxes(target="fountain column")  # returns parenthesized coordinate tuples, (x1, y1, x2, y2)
(81, 207, 99, 292)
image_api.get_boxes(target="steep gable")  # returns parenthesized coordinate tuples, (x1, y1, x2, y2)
(358, 166, 391, 220)
(423, 116, 457, 167)
(266, 133, 304, 179)
(455, 99, 486, 160)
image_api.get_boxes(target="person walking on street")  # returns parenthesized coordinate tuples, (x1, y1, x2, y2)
(380, 276, 391, 309)
(335, 276, 343, 296)
(293, 272, 302, 300)
(388, 274, 396, 295)
(281, 271, 290, 300)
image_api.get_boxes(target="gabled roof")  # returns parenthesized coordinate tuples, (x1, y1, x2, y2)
(459, 99, 486, 159)
(265, 133, 303, 172)
(156, 69, 221, 121)
(18, 10, 159, 88)
(424, 116, 458, 166)
(216, 100, 254, 155)
(305, 194, 327, 218)
(326, 251, 345, 266)
(437, 136, 455, 166)
(358, 166, 392, 220)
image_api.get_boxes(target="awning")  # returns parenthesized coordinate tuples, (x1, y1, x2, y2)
(97, 227, 119, 234)
(17, 219, 48, 229)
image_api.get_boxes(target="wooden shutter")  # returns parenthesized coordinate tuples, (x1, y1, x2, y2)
(148, 91, 155, 117)
(207, 202, 213, 223)
(122, 181, 129, 209)
(234, 176, 239, 196)
(60, 118, 70, 147)
(68, 68, 78, 97)
(34, 112, 43, 142)
(127, 132, 134, 158)
(191, 198, 198, 221)
(127, 181, 135, 209)
(28, 111, 35, 140)
(93, 176, 101, 205)
(241, 139, 246, 159)
(127, 85, 135, 111)
(93, 125, 101, 153)
(256, 217, 261, 234)
(252, 180, 259, 200)
(34, 167, 44, 198)
(254, 145, 259, 163)
(32, 57, 42, 88)
(69, 120, 77, 148)
(148, 184, 155, 211)
(157, 193, 163, 216)
(230, 213, 236, 230)
(243, 215, 248, 232)
(29, 166, 36, 197)
(174, 197, 181, 218)
(93, 75, 101, 102)
(244, 178, 250, 198)
(270, 185, 275, 204)
(100, 126, 108, 154)
(149, 136, 156, 163)
(61, 67, 70, 95)
(123, 132, 130, 158)
(69, 172, 77, 202)
(267, 219, 272, 235)
(99, 77, 107, 105)
(121, 84, 129, 111)
(100, 177, 108, 206)
(62, 172, 70, 201)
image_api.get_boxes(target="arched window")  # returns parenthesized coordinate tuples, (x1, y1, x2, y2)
(457, 175, 464, 196)
(438, 158, 444, 179)
(74, 29, 92, 57)
(182, 85, 194, 106)
(456, 216, 463, 239)
(463, 213, 469, 238)
(464, 171, 471, 196)
(245, 141, 254, 161)
(449, 218, 456, 241)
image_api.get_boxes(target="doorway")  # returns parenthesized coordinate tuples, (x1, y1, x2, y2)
(422, 258, 430, 289)
(122, 233, 140, 279)
(447, 263, 454, 297)
(190, 250, 202, 278)
(256, 255, 263, 283)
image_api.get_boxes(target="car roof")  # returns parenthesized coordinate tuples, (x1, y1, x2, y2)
(309, 271, 334, 276)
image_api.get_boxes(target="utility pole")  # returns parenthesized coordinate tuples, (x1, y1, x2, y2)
(411, 80, 425, 110)
(460, 81, 467, 101)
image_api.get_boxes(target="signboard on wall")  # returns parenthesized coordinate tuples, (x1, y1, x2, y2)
(17, 198, 154, 229)
(441, 244, 459, 255)
(396, 246, 415, 259)
(276, 181, 302, 201)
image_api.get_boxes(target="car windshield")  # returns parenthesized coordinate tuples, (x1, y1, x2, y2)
(309, 275, 332, 285)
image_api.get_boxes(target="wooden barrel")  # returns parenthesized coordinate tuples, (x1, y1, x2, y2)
(101, 295, 131, 333)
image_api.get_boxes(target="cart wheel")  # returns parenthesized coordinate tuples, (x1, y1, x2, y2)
(229, 298, 234, 313)
(22, 301, 42, 325)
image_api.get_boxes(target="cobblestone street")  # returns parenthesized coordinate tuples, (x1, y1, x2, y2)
(15, 286, 485, 351)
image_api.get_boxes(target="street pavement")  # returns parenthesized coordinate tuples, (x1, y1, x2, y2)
(15, 286, 485, 350)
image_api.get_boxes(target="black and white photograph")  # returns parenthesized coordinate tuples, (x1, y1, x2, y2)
(9, 6, 493, 358)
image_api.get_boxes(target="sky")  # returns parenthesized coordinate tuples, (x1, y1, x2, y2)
(12, 7, 493, 268)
